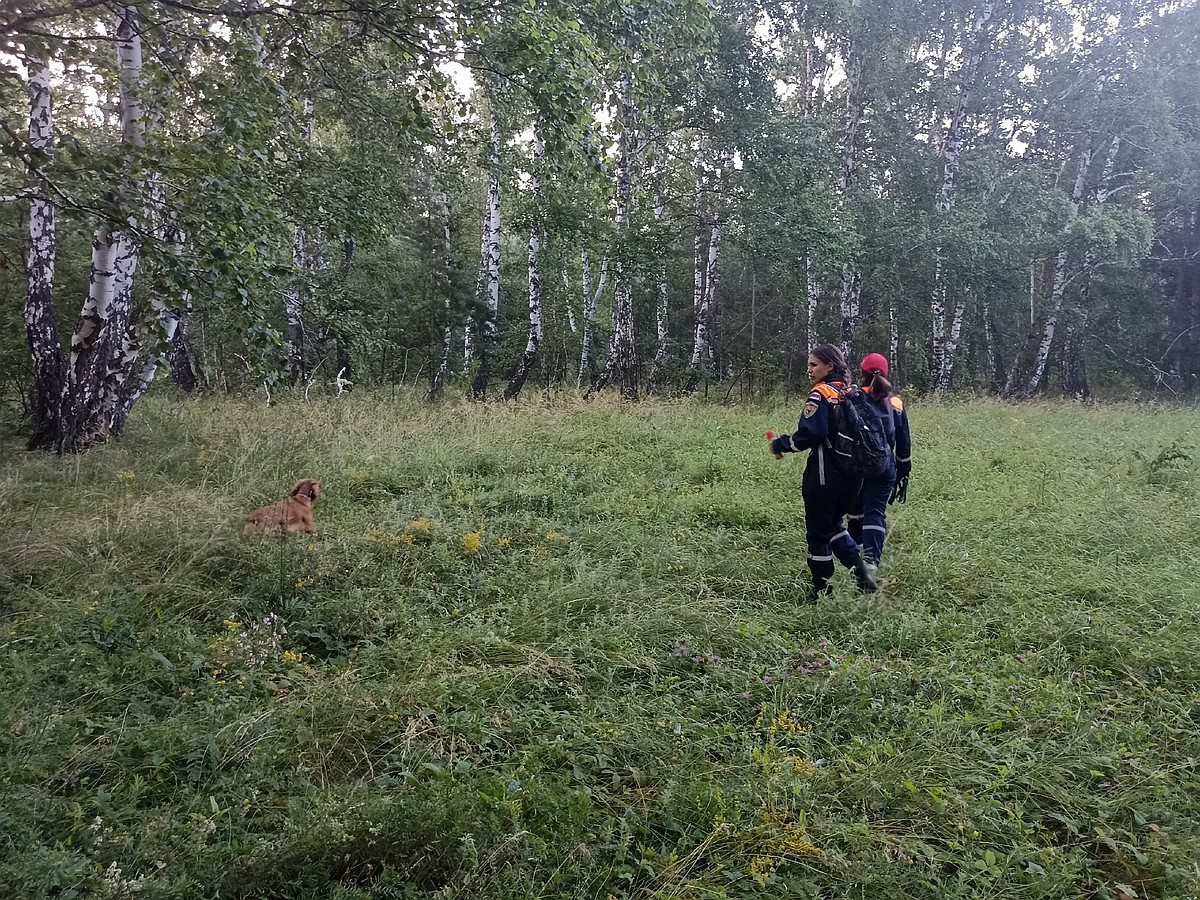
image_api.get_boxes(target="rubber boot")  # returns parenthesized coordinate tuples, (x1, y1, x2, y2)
(805, 577, 834, 604)
(853, 560, 878, 594)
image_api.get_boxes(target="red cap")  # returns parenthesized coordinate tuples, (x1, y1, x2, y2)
(860, 353, 889, 375)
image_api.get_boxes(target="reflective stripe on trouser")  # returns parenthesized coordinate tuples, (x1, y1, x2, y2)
(807, 528, 862, 588)
(847, 512, 865, 545)
(806, 552, 835, 589)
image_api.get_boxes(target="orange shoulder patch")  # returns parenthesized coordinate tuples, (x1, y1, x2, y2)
(890, 395, 904, 412)
(813, 383, 842, 401)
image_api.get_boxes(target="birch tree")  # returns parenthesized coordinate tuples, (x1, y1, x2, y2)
(471, 114, 503, 400)
(648, 145, 672, 390)
(22, 56, 64, 450)
(504, 131, 545, 400)
(431, 185, 455, 400)
(586, 84, 638, 400)
(577, 250, 607, 388)
(689, 143, 712, 379)
(54, 5, 146, 453)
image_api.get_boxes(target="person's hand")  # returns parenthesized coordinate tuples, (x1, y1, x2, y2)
(896, 459, 912, 480)
(889, 475, 909, 504)
(766, 430, 783, 460)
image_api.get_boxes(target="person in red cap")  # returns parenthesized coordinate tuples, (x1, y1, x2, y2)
(847, 353, 912, 570)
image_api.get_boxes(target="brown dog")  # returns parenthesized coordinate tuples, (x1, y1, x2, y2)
(244, 479, 322, 534)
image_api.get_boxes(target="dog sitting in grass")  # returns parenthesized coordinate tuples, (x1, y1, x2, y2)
(244, 479, 322, 534)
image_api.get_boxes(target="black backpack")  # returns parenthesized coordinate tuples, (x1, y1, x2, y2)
(827, 385, 892, 478)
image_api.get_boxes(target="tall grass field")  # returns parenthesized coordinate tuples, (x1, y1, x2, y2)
(2, 394, 1199, 899)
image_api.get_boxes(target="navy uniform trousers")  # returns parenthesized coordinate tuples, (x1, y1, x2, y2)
(802, 446, 864, 590)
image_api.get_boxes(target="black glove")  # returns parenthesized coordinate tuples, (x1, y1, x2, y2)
(889, 475, 909, 505)
(896, 459, 912, 480)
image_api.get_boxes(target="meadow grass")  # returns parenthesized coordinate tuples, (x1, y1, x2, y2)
(1, 391, 1198, 899)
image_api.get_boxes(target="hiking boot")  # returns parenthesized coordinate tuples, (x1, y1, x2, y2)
(853, 561, 878, 594)
(804, 580, 834, 604)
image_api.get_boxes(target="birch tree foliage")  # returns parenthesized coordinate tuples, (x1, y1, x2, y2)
(3, 0, 1200, 430)
(1, 8, 303, 451)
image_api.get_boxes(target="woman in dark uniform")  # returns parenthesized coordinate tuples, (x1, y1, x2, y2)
(847, 352, 911, 570)
(769, 344, 877, 600)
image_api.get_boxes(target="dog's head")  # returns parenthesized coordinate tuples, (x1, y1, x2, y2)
(290, 478, 322, 502)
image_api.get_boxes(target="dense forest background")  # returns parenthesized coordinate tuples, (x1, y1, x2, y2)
(2, 0, 1199, 450)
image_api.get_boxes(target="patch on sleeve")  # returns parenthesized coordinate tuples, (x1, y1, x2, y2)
(802, 400, 819, 418)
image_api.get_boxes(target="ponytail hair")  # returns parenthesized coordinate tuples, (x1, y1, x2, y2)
(809, 343, 851, 383)
(863, 368, 892, 400)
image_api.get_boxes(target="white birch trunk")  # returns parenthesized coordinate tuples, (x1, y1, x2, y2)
(806, 256, 819, 345)
(24, 59, 65, 449)
(935, 296, 967, 391)
(432, 187, 454, 396)
(59, 5, 144, 452)
(611, 88, 638, 400)
(563, 271, 578, 334)
(1024, 250, 1071, 395)
(982, 298, 1005, 389)
(689, 219, 723, 376)
(1094, 135, 1122, 206)
(889, 296, 899, 377)
(1022, 141, 1094, 397)
(98, 5, 147, 420)
(930, 254, 948, 384)
(505, 132, 544, 400)
(691, 143, 706, 370)
(577, 250, 606, 388)
(471, 115, 502, 398)
(116, 306, 180, 430)
(797, 33, 820, 367)
(652, 175, 671, 375)
(578, 249, 593, 387)
(803, 37, 816, 118)
(930, 0, 996, 392)
(587, 84, 637, 400)
(483, 129, 502, 338)
(96, 10, 200, 431)
(285, 221, 308, 382)
(110, 201, 193, 430)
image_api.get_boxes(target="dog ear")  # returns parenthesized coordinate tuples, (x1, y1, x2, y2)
(291, 479, 320, 500)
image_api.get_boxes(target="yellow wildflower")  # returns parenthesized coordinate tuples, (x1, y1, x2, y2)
(460, 531, 483, 554)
